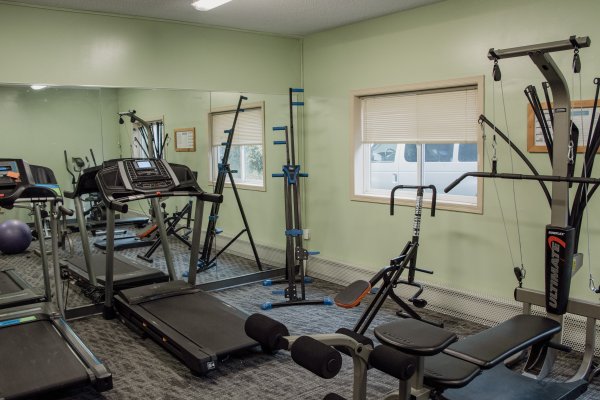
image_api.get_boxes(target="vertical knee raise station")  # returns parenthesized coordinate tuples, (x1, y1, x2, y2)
(262, 88, 332, 309)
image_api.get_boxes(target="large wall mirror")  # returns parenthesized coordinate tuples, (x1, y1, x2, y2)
(0, 83, 292, 306)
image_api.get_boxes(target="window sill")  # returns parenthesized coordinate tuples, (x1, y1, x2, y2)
(351, 193, 482, 214)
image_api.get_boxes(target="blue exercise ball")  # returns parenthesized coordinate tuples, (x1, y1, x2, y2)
(0, 219, 33, 255)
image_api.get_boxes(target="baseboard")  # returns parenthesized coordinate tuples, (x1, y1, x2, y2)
(210, 231, 600, 356)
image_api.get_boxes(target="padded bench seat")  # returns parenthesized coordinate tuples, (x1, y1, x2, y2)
(444, 314, 560, 368)
(374, 318, 457, 356)
(424, 353, 480, 389)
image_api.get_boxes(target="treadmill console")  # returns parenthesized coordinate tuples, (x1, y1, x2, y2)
(119, 159, 179, 193)
(0, 159, 57, 207)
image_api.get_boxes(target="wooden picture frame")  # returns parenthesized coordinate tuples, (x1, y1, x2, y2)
(174, 128, 196, 152)
(527, 99, 600, 153)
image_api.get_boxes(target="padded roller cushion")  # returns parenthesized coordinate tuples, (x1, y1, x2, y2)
(444, 315, 560, 368)
(244, 313, 289, 352)
(369, 345, 417, 381)
(374, 319, 457, 356)
(291, 336, 342, 379)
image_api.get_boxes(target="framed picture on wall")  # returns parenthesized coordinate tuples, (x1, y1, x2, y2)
(527, 100, 600, 153)
(174, 128, 196, 152)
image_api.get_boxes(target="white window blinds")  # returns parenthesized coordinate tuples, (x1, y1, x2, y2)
(361, 86, 479, 143)
(211, 107, 263, 146)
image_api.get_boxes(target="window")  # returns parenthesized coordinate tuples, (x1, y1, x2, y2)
(352, 77, 483, 212)
(209, 102, 265, 189)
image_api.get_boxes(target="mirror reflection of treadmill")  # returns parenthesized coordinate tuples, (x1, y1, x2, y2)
(97, 158, 257, 376)
(60, 163, 168, 298)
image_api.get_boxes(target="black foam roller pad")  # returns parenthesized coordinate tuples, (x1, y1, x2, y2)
(369, 345, 417, 381)
(291, 336, 342, 379)
(244, 313, 290, 352)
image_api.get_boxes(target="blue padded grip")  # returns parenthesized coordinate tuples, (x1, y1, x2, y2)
(273, 126, 287, 131)
(260, 302, 273, 310)
(285, 229, 303, 237)
(291, 102, 304, 106)
(307, 251, 320, 256)
(291, 88, 304, 93)
(262, 279, 273, 286)
(273, 140, 287, 145)
(215, 228, 223, 235)
(272, 173, 285, 178)
(271, 289, 285, 295)
(324, 297, 334, 305)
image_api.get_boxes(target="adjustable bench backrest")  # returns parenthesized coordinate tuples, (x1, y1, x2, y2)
(443, 314, 560, 368)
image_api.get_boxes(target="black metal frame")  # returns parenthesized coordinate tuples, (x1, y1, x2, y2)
(262, 88, 327, 309)
(197, 95, 263, 273)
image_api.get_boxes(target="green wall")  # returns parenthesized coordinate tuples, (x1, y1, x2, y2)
(0, 3, 300, 93)
(302, 0, 600, 301)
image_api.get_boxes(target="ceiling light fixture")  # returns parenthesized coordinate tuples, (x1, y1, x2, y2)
(191, 0, 232, 11)
(30, 85, 47, 90)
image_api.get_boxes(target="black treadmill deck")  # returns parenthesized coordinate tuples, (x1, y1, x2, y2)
(63, 254, 168, 290)
(0, 319, 90, 399)
(116, 284, 257, 375)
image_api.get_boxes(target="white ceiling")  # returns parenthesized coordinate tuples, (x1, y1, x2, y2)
(7, 0, 444, 36)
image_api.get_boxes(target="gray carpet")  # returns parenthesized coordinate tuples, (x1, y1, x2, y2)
(1, 233, 598, 400)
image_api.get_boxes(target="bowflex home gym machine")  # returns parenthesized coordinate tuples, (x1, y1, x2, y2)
(0, 159, 112, 399)
(261, 88, 330, 309)
(335, 185, 440, 332)
(98, 157, 259, 375)
(245, 36, 598, 400)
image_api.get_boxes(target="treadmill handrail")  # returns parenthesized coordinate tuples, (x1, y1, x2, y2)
(108, 191, 222, 213)
(444, 171, 600, 194)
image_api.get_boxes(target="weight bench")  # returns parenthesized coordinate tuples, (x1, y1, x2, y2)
(246, 313, 588, 400)
(374, 315, 588, 399)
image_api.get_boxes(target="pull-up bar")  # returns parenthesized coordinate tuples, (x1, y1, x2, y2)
(488, 36, 590, 60)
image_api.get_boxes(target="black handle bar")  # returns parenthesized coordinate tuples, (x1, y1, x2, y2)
(108, 191, 223, 213)
(445, 171, 600, 193)
(390, 184, 437, 217)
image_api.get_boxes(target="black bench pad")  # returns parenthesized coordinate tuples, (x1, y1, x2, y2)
(441, 363, 587, 400)
(424, 353, 480, 389)
(444, 315, 560, 368)
(374, 319, 457, 356)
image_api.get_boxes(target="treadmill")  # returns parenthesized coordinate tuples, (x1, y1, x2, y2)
(0, 165, 61, 308)
(61, 165, 168, 297)
(0, 159, 112, 399)
(98, 158, 258, 375)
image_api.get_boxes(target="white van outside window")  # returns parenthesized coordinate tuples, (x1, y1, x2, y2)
(369, 143, 477, 198)
(352, 76, 483, 213)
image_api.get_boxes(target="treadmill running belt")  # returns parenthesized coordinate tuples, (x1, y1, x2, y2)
(0, 320, 90, 399)
(141, 291, 256, 355)
(0, 271, 21, 294)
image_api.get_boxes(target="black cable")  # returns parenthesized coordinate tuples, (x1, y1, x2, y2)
(479, 114, 551, 206)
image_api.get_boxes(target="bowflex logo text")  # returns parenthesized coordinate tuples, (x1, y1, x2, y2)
(548, 234, 566, 309)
